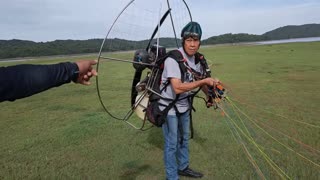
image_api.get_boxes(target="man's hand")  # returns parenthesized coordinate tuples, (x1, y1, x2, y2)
(202, 77, 221, 108)
(75, 60, 98, 85)
(203, 77, 220, 87)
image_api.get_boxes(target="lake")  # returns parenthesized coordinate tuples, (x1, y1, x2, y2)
(256, 37, 320, 45)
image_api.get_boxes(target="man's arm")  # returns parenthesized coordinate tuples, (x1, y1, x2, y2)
(0, 60, 97, 102)
(170, 77, 218, 94)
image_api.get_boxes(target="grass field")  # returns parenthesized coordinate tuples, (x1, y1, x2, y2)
(1, 42, 319, 179)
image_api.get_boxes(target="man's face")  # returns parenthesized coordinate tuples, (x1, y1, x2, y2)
(183, 37, 200, 56)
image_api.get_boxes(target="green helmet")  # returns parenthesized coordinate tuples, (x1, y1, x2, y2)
(181, 21, 202, 40)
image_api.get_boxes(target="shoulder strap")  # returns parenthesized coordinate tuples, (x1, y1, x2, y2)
(195, 52, 211, 78)
(167, 49, 183, 60)
(167, 49, 188, 83)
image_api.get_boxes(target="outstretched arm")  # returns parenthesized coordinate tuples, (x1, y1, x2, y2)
(0, 60, 97, 102)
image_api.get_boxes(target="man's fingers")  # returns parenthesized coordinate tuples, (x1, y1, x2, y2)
(90, 60, 98, 65)
(74, 60, 98, 85)
(91, 69, 98, 76)
(79, 81, 90, 85)
(82, 81, 91, 85)
(83, 75, 89, 81)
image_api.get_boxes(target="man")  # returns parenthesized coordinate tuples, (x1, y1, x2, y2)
(0, 60, 97, 102)
(159, 22, 219, 180)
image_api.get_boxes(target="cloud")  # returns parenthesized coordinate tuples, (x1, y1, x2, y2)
(0, 0, 128, 41)
(0, 0, 319, 42)
(193, 1, 320, 37)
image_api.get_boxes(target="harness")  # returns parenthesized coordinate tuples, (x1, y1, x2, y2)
(150, 49, 210, 138)
(157, 50, 204, 109)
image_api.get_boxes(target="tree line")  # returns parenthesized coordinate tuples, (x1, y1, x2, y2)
(1, 24, 319, 59)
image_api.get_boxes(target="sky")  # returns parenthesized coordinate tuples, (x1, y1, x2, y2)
(0, 0, 319, 42)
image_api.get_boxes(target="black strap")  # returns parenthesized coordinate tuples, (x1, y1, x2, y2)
(190, 109, 194, 139)
(160, 94, 181, 118)
(167, 50, 186, 83)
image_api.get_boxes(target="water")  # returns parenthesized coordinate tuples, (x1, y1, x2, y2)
(256, 37, 320, 45)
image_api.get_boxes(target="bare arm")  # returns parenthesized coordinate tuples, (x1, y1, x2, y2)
(170, 77, 218, 94)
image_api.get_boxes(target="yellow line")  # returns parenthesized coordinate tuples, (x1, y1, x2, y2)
(221, 107, 291, 180)
(223, 116, 266, 179)
(229, 97, 320, 128)
(227, 97, 320, 169)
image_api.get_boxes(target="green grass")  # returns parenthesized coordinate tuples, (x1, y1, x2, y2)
(1, 42, 320, 179)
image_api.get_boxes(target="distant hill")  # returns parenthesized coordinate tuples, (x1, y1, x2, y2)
(202, 33, 269, 45)
(0, 39, 102, 59)
(0, 23, 319, 59)
(0, 38, 179, 59)
(263, 24, 320, 40)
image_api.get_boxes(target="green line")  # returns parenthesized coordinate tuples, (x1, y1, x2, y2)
(221, 106, 291, 180)
(228, 97, 320, 128)
(223, 115, 266, 179)
(227, 97, 320, 169)
(228, 98, 253, 139)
